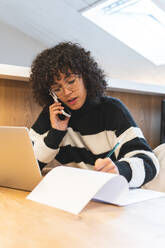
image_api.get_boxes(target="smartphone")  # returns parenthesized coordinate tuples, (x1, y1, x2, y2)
(49, 90, 71, 120)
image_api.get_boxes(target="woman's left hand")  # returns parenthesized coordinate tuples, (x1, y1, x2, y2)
(94, 157, 119, 174)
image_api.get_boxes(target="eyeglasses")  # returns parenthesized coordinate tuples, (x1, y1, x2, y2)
(50, 74, 80, 96)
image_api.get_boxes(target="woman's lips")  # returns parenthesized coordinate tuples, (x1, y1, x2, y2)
(67, 97, 77, 105)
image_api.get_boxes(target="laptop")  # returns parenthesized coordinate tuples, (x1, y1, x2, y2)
(0, 126, 42, 191)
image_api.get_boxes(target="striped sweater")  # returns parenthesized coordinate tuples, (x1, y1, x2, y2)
(29, 96, 159, 188)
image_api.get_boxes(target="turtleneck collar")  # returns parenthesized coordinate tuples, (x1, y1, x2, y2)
(68, 96, 96, 117)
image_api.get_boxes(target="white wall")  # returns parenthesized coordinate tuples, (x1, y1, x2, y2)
(0, 21, 46, 67)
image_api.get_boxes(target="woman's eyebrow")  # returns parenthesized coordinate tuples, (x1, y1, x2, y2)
(52, 82, 60, 87)
(64, 73, 74, 79)
(52, 74, 73, 85)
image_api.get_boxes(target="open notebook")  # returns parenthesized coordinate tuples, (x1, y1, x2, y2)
(0, 126, 42, 191)
(27, 166, 165, 214)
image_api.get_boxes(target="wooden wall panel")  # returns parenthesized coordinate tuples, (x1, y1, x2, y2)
(108, 90, 164, 148)
(0, 79, 41, 128)
(0, 78, 164, 149)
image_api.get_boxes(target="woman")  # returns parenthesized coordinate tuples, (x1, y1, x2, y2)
(29, 41, 159, 188)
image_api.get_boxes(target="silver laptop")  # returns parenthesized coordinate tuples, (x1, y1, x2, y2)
(0, 126, 42, 191)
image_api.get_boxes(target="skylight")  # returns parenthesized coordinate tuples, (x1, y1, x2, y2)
(81, 0, 165, 65)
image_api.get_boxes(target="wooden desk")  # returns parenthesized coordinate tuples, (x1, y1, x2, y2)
(0, 187, 165, 248)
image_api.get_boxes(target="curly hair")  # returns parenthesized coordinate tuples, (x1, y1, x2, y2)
(30, 42, 107, 106)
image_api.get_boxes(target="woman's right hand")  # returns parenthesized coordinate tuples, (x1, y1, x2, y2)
(49, 102, 70, 130)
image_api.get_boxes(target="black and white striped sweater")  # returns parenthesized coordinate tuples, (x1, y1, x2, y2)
(29, 96, 159, 188)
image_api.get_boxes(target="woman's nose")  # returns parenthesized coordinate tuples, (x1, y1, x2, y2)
(62, 86, 72, 95)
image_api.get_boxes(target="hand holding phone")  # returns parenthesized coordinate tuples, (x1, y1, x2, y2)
(49, 90, 71, 120)
(49, 90, 71, 130)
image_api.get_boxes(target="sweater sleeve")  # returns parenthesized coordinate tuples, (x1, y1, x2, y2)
(29, 107, 67, 170)
(105, 98, 159, 188)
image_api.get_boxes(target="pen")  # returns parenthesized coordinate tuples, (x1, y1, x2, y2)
(106, 141, 121, 158)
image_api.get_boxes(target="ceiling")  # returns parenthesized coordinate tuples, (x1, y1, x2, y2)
(0, 0, 165, 86)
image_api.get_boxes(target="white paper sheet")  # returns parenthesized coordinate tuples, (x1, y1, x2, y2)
(27, 166, 165, 214)
(27, 166, 127, 214)
(113, 188, 165, 206)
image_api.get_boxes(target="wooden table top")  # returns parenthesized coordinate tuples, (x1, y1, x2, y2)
(0, 187, 165, 248)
